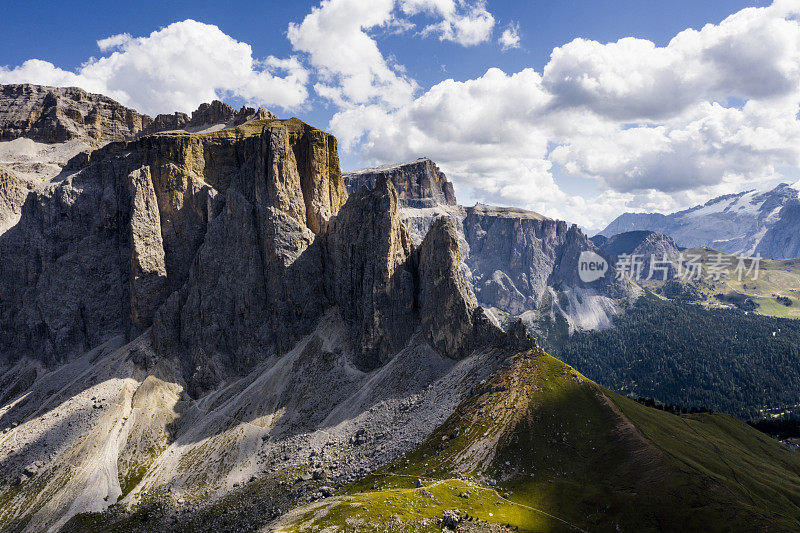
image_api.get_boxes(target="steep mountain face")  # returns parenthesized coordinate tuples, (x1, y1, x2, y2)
(343, 157, 456, 207)
(141, 100, 276, 135)
(600, 183, 800, 258)
(344, 159, 635, 331)
(0, 84, 149, 181)
(0, 165, 32, 233)
(0, 84, 278, 183)
(0, 117, 349, 382)
(0, 84, 151, 145)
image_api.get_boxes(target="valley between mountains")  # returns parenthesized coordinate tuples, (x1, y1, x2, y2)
(1, 84, 800, 533)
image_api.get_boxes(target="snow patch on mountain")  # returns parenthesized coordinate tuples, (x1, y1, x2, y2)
(600, 183, 800, 259)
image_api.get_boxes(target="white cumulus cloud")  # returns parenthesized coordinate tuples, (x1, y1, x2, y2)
(0, 20, 309, 116)
(288, 0, 418, 109)
(400, 0, 495, 46)
(330, 1, 800, 229)
(287, 0, 496, 109)
(498, 22, 520, 51)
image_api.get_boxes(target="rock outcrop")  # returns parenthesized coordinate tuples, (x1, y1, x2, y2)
(0, 85, 282, 182)
(0, 117, 345, 374)
(0, 84, 152, 145)
(324, 176, 501, 369)
(595, 230, 682, 281)
(344, 158, 456, 207)
(416, 217, 499, 358)
(0, 164, 32, 233)
(0, 85, 280, 147)
(323, 176, 417, 368)
(141, 100, 276, 135)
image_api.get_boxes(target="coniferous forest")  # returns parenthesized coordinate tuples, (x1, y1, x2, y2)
(541, 293, 800, 420)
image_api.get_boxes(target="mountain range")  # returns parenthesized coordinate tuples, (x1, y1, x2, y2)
(1, 84, 800, 532)
(600, 183, 800, 259)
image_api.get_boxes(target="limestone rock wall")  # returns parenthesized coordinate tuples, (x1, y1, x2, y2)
(0, 84, 153, 145)
(324, 177, 501, 370)
(343, 159, 634, 322)
(0, 112, 493, 396)
(0, 118, 346, 373)
(141, 100, 277, 135)
(343, 158, 456, 207)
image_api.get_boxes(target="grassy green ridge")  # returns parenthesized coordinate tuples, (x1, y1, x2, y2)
(289, 350, 800, 532)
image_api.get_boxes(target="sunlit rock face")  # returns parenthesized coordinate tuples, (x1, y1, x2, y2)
(0, 84, 152, 145)
(0, 115, 348, 378)
(344, 158, 456, 208)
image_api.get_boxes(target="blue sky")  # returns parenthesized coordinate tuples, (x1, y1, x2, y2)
(2, 1, 763, 127)
(2, 0, 795, 230)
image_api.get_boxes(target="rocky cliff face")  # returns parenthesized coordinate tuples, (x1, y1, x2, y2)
(344, 157, 456, 207)
(0, 84, 152, 145)
(596, 230, 682, 280)
(0, 118, 345, 374)
(324, 177, 499, 369)
(463, 206, 569, 313)
(141, 99, 276, 135)
(0, 84, 280, 183)
(0, 164, 32, 233)
(756, 201, 800, 259)
(0, 108, 504, 397)
(0, 84, 279, 146)
(600, 183, 800, 259)
(344, 160, 634, 330)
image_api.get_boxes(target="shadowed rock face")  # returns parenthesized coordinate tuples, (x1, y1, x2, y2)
(0, 165, 33, 233)
(324, 176, 417, 368)
(324, 176, 503, 370)
(416, 217, 498, 359)
(596, 230, 682, 280)
(0, 118, 345, 375)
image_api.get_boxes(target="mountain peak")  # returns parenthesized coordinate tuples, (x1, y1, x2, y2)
(600, 182, 800, 258)
(343, 157, 456, 207)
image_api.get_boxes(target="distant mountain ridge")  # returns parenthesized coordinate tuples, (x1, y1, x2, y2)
(0, 84, 276, 183)
(600, 183, 800, 259)
(592, 230, 682, 281)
